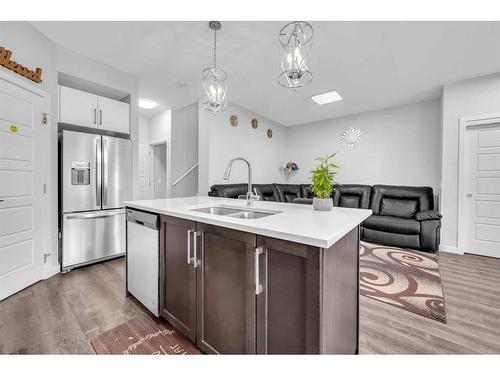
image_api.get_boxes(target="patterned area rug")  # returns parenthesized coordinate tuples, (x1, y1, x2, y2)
(90, 316, 202, 354)
(360, 242, 447, 323)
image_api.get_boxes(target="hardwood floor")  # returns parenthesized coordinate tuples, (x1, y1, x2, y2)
(0, 251, 499, 354)
(0, 258, 150, 354)
(360, 251, 500, 354)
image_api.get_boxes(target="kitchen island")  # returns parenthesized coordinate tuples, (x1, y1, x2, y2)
(124, 196, 371, 355)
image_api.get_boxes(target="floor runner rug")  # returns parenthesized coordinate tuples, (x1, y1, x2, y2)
(91, 316, 202, 354)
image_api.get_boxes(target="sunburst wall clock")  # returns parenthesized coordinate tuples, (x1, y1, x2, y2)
(342, 127, 362, 148)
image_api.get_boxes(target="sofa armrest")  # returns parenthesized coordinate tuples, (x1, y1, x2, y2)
(419, 219, 441, 252)
(415, 210, 442, 221)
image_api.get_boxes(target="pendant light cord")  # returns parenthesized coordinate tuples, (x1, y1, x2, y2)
(213, 28, 217, 68)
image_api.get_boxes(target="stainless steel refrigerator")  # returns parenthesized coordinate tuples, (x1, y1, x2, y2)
(60, 129, 131, 271)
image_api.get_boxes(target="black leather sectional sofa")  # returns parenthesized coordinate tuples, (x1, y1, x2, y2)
(208, 183, 442, 252)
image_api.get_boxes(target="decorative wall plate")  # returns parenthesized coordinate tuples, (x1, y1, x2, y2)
(229, 115, 238, 127)
(251, 118, 258, 129)
(342, 127, 362, 148)
(267, 128, 273, 138)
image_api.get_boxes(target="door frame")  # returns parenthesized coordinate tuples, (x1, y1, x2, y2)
(0, 69, 52, 278)
(149, 140, 169, 199)
(457, 113, 500, 254)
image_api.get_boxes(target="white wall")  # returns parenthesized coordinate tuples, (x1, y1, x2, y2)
(198, 101, 288, 195)
(138, 117, 150, 145)
(171, 103, 198, 198)
(1, 22, 59, 277)
(440, 72, 500, 250)
(286, 100, 442, 195)
(149, 109, 171, 145)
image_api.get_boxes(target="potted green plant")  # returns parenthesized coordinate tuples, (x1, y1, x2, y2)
(310, 153, 339, 211)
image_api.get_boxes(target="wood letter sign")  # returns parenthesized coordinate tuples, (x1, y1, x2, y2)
(0, 45, 43, 83)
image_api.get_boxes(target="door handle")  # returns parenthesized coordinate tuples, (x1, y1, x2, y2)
(466, 193, 473, 198)
(66, 210, 124, 220)
(94, 108, 97, 124)
(255, 247, 264, 295)
(187, 229, 194, 264)
(192, 231, 201, 268)
(100, 110, 103, 126)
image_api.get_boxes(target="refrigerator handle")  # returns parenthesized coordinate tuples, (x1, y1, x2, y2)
(103, 137, 109, 206)
(96, 137, 102, 207)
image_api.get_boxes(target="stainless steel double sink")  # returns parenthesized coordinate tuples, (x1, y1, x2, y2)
(190, 205, 281, 219)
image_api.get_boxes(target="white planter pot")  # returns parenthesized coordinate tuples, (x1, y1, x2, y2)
(312, 197, 333, 211)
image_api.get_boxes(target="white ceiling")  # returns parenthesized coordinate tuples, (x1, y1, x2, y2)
(32, 21, 500, 126)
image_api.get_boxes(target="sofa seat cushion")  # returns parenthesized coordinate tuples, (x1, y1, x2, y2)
(364, 215, 420, 235)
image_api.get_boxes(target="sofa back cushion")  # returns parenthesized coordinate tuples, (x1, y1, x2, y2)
(209, 184, 248, 199)
(333, 184, 371, 209)
(275, 184, 303, 203)
(380, 197, 419, 219)
(300, 184, 314, 198)
(371, 185, 434, 218)
(254, 184, 280, 201)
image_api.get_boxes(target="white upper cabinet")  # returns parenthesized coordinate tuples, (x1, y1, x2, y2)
(97, 96, 130, 134)
(58, 85, 130, 134)
(59, 86, 98, 128)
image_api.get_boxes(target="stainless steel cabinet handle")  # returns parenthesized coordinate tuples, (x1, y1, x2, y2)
(255, 247, 264, 295)
(100, 110, 102, 126)
(187, 229, 194, 264)
(192, 231, 201, 268)
(94, 108, 97, 124)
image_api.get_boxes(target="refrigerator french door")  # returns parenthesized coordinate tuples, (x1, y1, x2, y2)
(61, 130, 131, 270)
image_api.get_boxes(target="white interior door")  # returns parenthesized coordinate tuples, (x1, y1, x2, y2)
(462, 123, 500, 258)
(0, 78, 45, 300)
(137, 144, 151, 200)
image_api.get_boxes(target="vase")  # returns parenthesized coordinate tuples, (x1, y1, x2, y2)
(312, 197, 333, 211)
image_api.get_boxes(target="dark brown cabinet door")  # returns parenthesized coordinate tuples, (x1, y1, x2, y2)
(195, 223, 256, 354)
(256, 236, 320, 354)
(159, 216, 197, 342)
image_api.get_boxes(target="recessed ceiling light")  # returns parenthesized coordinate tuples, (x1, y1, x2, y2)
(311, 90, 343, 105)
(138, 98, 157, 109)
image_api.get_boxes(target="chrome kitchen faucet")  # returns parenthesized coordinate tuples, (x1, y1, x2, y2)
(223, 157, 260, 207)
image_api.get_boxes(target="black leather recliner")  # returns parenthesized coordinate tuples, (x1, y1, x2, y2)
(208, 183, 442, 252)
(363, 185, 441, 252)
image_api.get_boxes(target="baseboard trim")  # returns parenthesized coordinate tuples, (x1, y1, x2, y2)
(439, 245, 464, 254)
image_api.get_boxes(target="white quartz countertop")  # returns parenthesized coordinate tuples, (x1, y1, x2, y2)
(124, 197, 372, 248)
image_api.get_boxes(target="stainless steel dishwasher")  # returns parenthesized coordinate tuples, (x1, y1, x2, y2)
(126, 209, 160, 317)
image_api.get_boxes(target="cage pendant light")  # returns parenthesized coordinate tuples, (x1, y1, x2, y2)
(202, 21, 228, 113)
(278, 21, 313, 88)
